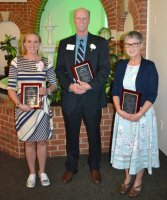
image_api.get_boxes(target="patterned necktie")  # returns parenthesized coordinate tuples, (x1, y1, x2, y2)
(76, 39, 84, 64)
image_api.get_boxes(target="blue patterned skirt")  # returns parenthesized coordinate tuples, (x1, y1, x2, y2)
(110, 107, 159, 175)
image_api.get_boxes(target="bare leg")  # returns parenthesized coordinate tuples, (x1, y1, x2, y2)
(119, 169, 133, 194)
(37, 140, 47, 174)
(25, 141, 36, 174)
(128, 169, 144, 197)
(124, 169, 132, 184)
(133, 169, 144, 188)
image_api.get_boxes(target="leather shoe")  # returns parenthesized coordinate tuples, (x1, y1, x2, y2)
(62, 171, 73, 183)
(91, 170, 101, 184)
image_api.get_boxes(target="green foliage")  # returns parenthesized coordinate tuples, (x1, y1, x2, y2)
(99, 27, 122, 99)
(105, 51, 122, 99)
(49, 79, 62, 104)
(0, 34, 17, 65)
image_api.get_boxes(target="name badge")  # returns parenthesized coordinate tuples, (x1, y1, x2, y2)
(66, 44, 75, 50)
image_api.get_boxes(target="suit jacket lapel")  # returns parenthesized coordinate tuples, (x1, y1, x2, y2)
(85, 33, 93, 61)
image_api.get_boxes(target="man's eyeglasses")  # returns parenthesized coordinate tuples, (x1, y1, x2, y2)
(124, 43, 141, 48)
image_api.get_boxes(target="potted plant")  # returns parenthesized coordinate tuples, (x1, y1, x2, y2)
(0, 34, 17, 77)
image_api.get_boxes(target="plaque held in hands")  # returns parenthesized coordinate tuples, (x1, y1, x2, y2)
(120, 89, 141, 114)
(71, 61, 94, 83)
(21, 83, 42, 109)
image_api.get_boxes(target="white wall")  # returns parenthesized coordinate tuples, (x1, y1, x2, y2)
(147, 0, 167, 155)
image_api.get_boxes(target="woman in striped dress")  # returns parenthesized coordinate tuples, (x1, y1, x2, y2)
(7, 32, 57, 188)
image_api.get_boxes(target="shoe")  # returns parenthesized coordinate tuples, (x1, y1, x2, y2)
(26, 174, 36, 188)
(62, 171, 74, 183)
(39, 173, 50, 186)
(119, 181, 133, 195)
(128, 185, 142, 198)
(90, 170, 101, 184)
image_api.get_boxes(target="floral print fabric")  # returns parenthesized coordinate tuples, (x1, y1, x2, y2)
(110, 65, 159, 175)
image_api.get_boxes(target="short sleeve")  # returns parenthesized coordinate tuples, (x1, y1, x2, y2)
(7, 57, 18, 91)
(43, 58, 56, 86)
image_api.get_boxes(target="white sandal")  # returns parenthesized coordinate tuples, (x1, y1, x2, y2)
(26, 174, 36, 188)
(39, 173, 50, 186)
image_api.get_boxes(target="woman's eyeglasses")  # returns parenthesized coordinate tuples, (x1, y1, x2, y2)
(124, 42, 141, 48)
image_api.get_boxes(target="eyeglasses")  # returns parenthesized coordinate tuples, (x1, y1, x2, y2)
(124, 43, 141, 48)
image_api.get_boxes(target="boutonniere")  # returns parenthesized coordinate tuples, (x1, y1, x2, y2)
(36, 61, 45, 71)
(90, 43, 96, 51)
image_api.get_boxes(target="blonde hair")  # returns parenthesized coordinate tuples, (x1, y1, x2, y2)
(21, 32, 42, 55)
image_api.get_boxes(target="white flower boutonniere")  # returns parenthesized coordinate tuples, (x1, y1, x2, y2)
(90, 43, 96, 51)
(36, 61, 45, 71)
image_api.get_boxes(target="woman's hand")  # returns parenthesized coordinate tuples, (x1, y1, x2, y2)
(39, 86, 56, 96)
(117, 109, 142, 122)
(117, 108, 129, 119)
(39, 87, 47, 96)
(127, 112, 143, 122)
(18, 104, 33, 112)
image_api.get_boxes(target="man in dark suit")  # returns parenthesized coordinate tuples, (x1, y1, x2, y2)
(56, 7, 110, 184)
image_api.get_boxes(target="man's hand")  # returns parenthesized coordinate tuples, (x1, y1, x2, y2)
(69, 83, 86, 94)
(77, 80, 91, 91)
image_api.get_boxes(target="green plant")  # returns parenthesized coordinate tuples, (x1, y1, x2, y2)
(49, 79, 62, 104)
(105, 51, 122, 99)
(0, 34, 17, 65)
(99, 27, 123, 99)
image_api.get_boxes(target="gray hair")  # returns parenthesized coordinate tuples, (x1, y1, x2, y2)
(74, 8, 90, 17)
(124, 31, 143, 43)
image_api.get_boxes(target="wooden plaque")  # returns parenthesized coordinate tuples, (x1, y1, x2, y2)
(71, 61, 94, 83)
(120, 89, 141, 114)
(21, 83, 42, 109)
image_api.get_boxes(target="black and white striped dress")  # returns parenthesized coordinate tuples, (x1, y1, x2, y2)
(8, 56, 56, 142)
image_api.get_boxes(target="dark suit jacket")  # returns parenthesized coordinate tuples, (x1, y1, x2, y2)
(56, 32, 110, 112)
(112, 57, 159, 107)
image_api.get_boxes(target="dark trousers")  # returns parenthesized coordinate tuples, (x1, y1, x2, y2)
(63, 103, 102, 173)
